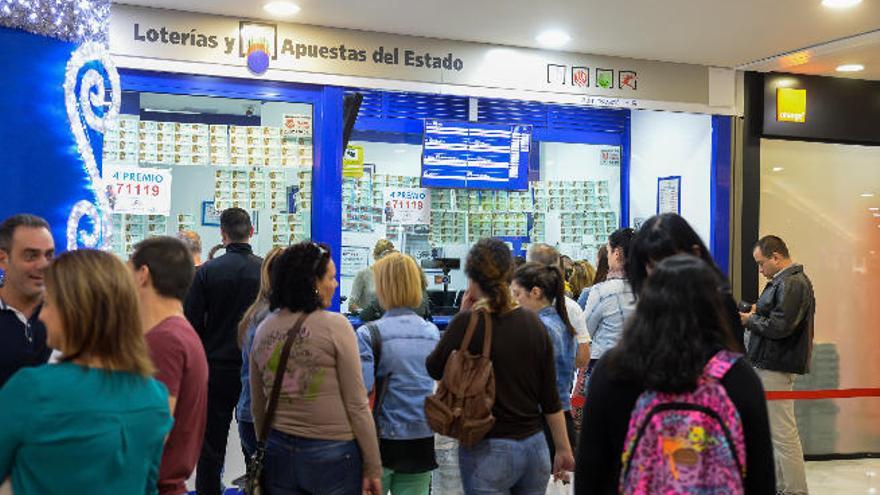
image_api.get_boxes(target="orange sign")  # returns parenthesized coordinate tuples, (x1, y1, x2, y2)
(777, 88, 806, 123)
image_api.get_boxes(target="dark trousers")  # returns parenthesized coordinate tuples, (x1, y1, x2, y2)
(239, 420, 257, 460)
(196, 366, 242, 495)
(543, 410, 577, 460)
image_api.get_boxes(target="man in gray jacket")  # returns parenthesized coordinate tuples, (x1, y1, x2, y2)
(741, 235, 815, 495)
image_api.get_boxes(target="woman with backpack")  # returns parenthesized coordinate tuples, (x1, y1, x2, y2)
(356, 252, 440, 495)
(426, 238, 575, 494)
(575, 255, 775, 494)
(511, 262, 578, 457)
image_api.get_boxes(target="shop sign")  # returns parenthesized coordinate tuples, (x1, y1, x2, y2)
(110, 5, 712, 106)
(102, 165, 173, 215)
(777, 88, 806, 123)
(343, 145, 365, 178)
(383, 187, 430, 225)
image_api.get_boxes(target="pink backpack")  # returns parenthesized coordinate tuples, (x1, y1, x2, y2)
(619, 350, 747, 495)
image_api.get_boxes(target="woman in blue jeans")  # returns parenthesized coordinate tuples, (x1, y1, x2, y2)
(250, 242, 382, 495)
(426, 238, 575, 494)
(512, 262, 578, 457)
(236, 247, 283, 459)
(356, 252, 440, 494)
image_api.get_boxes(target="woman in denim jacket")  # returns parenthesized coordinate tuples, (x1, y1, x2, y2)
(512, 262, 578, 456)
(357, 253, 440, 495)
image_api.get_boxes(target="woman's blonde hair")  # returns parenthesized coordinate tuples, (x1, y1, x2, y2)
(373, 239, 395, 261)
(569, 260, 597, 298)
(238, 246, 284, 347)
(46, 249, 154, 376)
(374, 252, 423, 310)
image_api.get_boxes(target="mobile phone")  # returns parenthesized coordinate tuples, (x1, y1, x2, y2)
(738, 301, 753, 313)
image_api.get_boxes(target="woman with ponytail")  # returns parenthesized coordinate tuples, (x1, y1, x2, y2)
(512, 262, 578, 458)
(426, 239, 575, 494)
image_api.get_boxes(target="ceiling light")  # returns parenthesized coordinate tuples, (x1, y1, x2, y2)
(822, 0, 862, 7)
(394, 148, 406, 154)
(772, 167, 784, 172)
(536, 30, 571, 49)
(836, 64, 865, 72)
(861, 193, 875, 198)
(870, 207, 880, 211)
(263, 1, 301, 17)
(873, 213, 880, 218)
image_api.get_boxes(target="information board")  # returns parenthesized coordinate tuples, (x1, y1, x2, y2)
(383, 187, 431, 225)
(102, 165, 172, 215)
(421, 119, 531, 190)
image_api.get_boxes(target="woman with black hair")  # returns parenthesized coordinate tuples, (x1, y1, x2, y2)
(249, 242, 382, 495)
(575, 255, 774, 494)
(626, 213, 744, 349)
(426, 238, 575, 494)
(512, 262, 578, 458)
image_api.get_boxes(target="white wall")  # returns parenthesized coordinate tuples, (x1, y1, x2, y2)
(629, 110, 712, 243)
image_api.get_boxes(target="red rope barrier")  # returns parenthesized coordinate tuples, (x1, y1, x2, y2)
(765, 388, 880, 401)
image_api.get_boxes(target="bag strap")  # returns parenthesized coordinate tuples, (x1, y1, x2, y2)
(459, 309, 493, 358)
(703, 350, 742, 381)
(257, 312, 309, 443)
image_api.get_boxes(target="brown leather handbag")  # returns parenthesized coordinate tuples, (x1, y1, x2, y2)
(424, 309, 496, 447)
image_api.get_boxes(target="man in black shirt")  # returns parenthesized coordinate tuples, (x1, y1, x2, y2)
(0, 214, 54, 388)
(185, 208, 262, 495)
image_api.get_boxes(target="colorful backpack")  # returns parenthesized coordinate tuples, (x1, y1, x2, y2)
(619, 350, 747, 495)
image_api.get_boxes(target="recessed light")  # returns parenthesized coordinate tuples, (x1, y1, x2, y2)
(862, 193, 875, 198)
(772, 167, 785, 172)
(837, 64, 865, 72)
(263, 1, 300, 17)
(536, 30, 571, 48)
(822, 0, 862, 8)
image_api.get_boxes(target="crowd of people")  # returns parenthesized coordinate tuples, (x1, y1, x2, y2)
(0, 207, 815, 495)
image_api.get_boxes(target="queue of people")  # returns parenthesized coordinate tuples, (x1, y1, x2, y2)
(0, 208, 815, 495)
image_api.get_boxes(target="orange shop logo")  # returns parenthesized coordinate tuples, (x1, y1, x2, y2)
(777, 88, 806, 123)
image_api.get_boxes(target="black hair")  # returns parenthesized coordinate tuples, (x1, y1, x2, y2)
(513, 262, 575, 336)
(756, 235, 790, 259)
(220, 208, 252, 243)
(465, 238, 514, 314)
(627, 213, 723, 297)
(131, 236, 195, 302)
(0, 214, 50, 253)
(608, 227, 635, 259)
(269, 241, 331, 313)
(606, 254, 737, 393)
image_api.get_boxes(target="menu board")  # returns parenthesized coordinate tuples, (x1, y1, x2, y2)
(421, 119, 531, 191)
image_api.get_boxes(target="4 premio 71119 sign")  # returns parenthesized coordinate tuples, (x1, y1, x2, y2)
(103, 165, 173, 215)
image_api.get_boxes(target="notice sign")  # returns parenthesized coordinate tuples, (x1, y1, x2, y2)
(282, 114, 312, 138)
(657, 175, 681, 215)
(103, 165, 172, 215)
(600, 148, 621, 167)
(383, 187, 430, 225)
(341, 245, 370, 276)
(343, 145, 365, 178)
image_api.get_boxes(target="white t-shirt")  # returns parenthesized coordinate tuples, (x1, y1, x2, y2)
(565, 296, 590, 344)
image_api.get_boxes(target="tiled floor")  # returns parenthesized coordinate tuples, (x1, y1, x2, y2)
(188, 424, 880, 494)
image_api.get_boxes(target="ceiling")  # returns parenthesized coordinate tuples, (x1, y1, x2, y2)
(118, 0, 880, 77)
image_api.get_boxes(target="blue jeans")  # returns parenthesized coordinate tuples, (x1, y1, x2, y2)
(239, 420, 257, 459)
(264, 429, 362, 495)
(458, 431, 551, 495)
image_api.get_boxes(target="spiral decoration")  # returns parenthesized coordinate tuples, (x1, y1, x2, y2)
(63, 42, 121, 251)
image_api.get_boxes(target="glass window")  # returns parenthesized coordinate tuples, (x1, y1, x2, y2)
(760, 138, 880, 454)
(102, 91, 314, 260)
(339, 138, 622, 315)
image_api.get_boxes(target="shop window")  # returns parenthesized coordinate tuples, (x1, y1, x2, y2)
(102, 91, 314, 259)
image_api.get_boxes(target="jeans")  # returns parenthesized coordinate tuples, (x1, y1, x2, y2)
(264, 429, 362, 495)
(755, 368, 809, 494)
(458, 431, 551, 495)
(239, 420, 257, 460)
(197, 366, 242, 495)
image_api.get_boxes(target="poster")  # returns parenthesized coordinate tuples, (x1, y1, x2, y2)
(657, 176, 681, 215)
(600, 148, 621, 167)
(102, 165, 172, 215)
(201, 201, 221, 226)
(343, 145, 365, 178)
(383, 187, 430, 225)
(341, 245, 370, 276)
(282, 114, 312, 138)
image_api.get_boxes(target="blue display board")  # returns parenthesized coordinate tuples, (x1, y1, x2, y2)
(421, 119, 531, 190)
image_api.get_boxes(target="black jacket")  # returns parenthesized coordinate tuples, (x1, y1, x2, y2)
(185, 243, 262, 368)
(746, 264, 815, 374)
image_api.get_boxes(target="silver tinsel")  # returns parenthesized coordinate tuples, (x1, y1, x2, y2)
(0, 0, 110, 43)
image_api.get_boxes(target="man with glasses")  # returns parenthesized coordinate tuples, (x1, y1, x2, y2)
(185, 208, 262, 495)
(0, 214, 54, 388)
